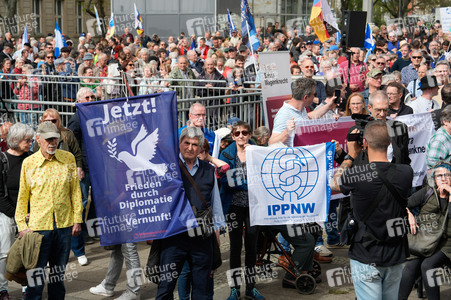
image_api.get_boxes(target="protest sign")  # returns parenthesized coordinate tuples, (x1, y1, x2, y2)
(77, 92, 195, 245)
(259, 51, 292, 129)
(247, 143, 335, 226)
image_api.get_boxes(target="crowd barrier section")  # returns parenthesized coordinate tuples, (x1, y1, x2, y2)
(0, 73, 324, 131)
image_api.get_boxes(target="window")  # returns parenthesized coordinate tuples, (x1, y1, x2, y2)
(76, 2, 83, 34)
(32, 0, 41, 34)
(55, 0, 63, 27)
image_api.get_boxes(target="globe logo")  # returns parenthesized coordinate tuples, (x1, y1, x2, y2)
(261, 147, 319, 202)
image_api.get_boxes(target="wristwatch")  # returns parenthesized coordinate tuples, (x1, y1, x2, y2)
(344, 154, 354, 162)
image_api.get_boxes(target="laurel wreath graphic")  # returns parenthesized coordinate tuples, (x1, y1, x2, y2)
(107, 138, 118, 160)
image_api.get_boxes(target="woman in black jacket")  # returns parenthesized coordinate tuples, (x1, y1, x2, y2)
(399, 161, 451, 300)
(0, 123, 34, 299)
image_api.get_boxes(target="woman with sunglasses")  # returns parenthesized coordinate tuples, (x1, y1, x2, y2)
(219, 121, 264, 300)
(122, 59, 138, 96)
(399, 162, 451, 300)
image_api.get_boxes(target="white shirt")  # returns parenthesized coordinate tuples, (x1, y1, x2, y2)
(407, 96, 439, 114)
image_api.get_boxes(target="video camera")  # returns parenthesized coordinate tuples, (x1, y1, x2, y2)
(348, 114, 374, 145)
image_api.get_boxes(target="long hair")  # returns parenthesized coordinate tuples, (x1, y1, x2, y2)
(42, 108, 67, 132)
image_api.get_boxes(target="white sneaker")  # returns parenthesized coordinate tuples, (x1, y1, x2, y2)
(89, 283, 114, 297)
(77, 255, 89, 266)
(114, 290, 139, 300)
(314, 245, 333, 257)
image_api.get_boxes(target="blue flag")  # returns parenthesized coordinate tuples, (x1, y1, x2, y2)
(364, 22, 374, 51)
(189, 38, 196, 51)
(76, 92, 196, 245)
(54, 21, 67, 58)
(227, 9, 236, 37)
(241, 0, 260, 53)
(336, 31, 341, 45)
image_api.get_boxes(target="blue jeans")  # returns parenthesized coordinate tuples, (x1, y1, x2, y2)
(317, 199, 340, 246)
(25, 226, 72, 300)
(277, 234, 291, 254)
(71, 174, 90, 257)
(350, 259, 403, 300)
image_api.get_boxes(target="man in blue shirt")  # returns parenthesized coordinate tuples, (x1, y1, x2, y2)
(178, 103, 216, 156)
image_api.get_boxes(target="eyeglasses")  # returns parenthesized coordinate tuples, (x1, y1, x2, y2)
(45, 119, 57, 124)
(233, 130, 249, 137)
(412, 56, 422, 59)
(85, 95, 95, 99)
(370, 59, 376, 61)
(304, 66, 315, 69)
(435, 173, 451, 179)
(24, 138, 34, 144)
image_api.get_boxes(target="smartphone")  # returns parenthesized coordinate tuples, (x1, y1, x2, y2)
(334, 89, 341, 104)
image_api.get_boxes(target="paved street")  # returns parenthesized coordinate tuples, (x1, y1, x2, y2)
(7, 235, 451, 299)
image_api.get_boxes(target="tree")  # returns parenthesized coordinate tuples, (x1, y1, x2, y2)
(377, 0, 411, 19)
(0, 0, 18, 35)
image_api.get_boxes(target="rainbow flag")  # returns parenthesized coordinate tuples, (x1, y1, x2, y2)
(309, 0, 339, 43)
(134, 4, 144, 35)
(105, 12, 115, 38)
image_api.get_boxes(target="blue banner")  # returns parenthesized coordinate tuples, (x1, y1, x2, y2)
(77, 92, 195, 245)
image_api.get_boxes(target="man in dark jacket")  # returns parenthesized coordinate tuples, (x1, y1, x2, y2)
(195, 58, 226, 98)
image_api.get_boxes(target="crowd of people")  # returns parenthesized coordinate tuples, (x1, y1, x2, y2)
(0, 16, 450, 300)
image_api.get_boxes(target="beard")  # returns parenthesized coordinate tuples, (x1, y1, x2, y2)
(46, 148, 57, 155)
(431, 49, 438, 55)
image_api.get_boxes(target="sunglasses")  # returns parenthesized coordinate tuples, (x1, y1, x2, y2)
(46, 56, 54, 59)
(85, 95, 95, 100)
(304, 66, 315, 69)
(412, 56, 422, 59)
(376, 62, 385, 65)
(233, 130, 249, 137)
(128, 64, 135, 67)
(24, 138, 34, 144)
(45, 119, 57, 124)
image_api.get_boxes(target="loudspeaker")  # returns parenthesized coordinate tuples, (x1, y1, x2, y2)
(340, 11, 367, 48)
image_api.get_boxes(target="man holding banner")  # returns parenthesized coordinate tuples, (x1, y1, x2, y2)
(331, 120, 413, 300)
(269, 78, 336, 147)
(156, 127, 225, 300)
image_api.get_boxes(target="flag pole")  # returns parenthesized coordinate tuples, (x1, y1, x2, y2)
(246, 20, 259, 73)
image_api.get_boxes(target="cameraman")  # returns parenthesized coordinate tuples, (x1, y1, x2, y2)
(335, 90, 410, 232)
(336, 90, 411, 166)
(331, 120, 413, 300)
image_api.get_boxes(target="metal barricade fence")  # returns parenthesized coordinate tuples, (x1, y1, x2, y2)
(0, 73, 265, 132)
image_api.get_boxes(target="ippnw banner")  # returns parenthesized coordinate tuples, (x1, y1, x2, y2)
(259, 51, 292, 130)
(247, 143, 335, 226)
(77, 92, 195, 245)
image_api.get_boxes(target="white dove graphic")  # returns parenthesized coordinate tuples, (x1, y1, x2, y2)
(116, 125, 167, 176)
